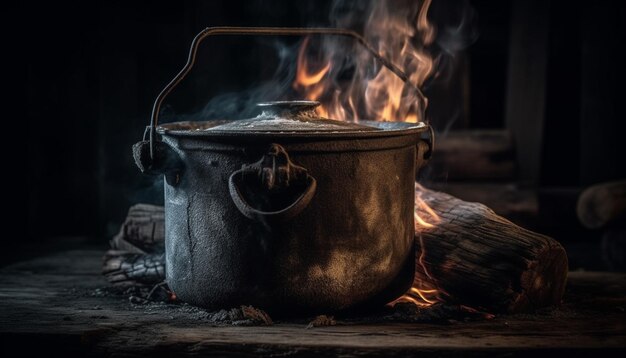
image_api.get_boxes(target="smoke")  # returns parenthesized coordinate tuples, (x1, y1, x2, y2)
(288, 0, 436, 122)
(427, 0, 478, 86)
(195, 40, 300, 120)
(158, 39, 301, 123)
(159, 0, 477, 126)
(137, 0, 478, 203)
(436, 1, 478, 55)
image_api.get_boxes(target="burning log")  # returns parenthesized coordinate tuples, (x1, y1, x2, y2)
(104, 186, 568, 313)
(406, 184, 568, 313)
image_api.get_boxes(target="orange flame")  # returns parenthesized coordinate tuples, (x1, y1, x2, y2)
(294, 36, 332, 110)
(293, 36, 336, 119)
(294, 1, 441, 308)
(296, 37, 330, 86)
(293, 0, 435, 123)
(391, 183, 442, 307)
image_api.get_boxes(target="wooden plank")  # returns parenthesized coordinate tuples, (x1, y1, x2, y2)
(0, 249, 624, 356)
(25, 4, 101, 239)
(97, 8, 140, 236)
(96, 3, 189, 236)
(579, 2, 626, 185)
(429, 130, 516, 181)
(504, 0, 550, 186)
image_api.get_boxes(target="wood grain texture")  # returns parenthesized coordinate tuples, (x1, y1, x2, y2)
(430, 130, 516, 181)
(102, 186, 564, 313)
(109, 204, 165, 254)
(505, 0, 550, 185)
(415, 186, 568, 313)
(0, 250, 624, 357)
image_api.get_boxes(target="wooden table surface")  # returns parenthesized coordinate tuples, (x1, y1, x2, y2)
(1, 249, 625, 357)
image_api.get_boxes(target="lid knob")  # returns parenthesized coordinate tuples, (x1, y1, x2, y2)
(257, 100, 321, 120)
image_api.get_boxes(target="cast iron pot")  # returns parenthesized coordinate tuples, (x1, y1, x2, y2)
(134, 27, 434, 315)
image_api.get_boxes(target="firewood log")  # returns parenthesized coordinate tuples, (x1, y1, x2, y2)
(103, 204, 165, 287)
(577, 180, 626, 229)
(411, 185, 568, 313)
(102, 251, 165, 287)
(104, 186, 568, 313)
(109, 204, 164, 253)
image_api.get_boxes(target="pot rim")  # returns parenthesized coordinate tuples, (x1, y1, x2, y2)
(157, 120, 427, 139)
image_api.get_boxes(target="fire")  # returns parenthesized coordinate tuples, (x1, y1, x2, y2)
(293, 36, 337, 119)
(295, 41, 331, 86)
(391, 183, 442, 307)
(294, 36, 332, 117)
(293, 1, 441, 307)
(293, 1, 440, 306)
(293, 0, 435, 123)
(414, 183, 441, 229)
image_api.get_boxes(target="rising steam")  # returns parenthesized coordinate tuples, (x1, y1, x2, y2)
(176, 0, 476, 126)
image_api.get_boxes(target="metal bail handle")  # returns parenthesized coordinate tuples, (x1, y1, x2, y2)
(146, 26, 428, 159)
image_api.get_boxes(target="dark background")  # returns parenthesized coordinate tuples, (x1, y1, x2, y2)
(18, 1, 626, 266)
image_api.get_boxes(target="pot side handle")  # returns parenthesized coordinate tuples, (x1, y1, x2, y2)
(425, 124, 435, 161)
(415, 125, 435, 177)
(228, 144, 317, 222)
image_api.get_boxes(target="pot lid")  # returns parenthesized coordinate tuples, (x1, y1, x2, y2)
(206, 101, 378, 133)
(156, 100, 427, 138)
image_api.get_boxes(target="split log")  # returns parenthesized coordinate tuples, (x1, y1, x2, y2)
(103, 204, 165, 287)
(411, 185, 568, 313)
(109, 204, 164, 254)
(104, 187, 568, 313)
(577, 180, 626, 229)
(102, 251, 165, 287)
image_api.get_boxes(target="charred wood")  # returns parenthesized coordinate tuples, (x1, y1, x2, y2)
(103, 204, 166, 287)
(110, 204, 165, 254)
(414, 185, 568, 313)
(102, 251, 165, 287)
(104, 186, 568, 313)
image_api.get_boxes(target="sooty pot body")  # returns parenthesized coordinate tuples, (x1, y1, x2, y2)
(160, 130, 422, 315)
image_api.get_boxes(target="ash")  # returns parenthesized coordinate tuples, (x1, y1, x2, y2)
(87, 284, 494, 327)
